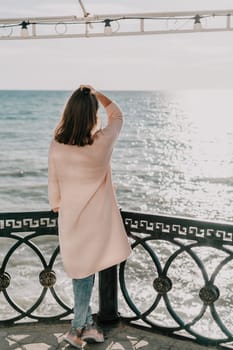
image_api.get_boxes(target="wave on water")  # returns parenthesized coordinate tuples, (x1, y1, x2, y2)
(192, 176, 233, 186)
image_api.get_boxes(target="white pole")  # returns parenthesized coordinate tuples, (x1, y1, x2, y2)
(0, 9, 233, 40)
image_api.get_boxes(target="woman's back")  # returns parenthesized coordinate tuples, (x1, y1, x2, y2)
(48, 91, 131, 278)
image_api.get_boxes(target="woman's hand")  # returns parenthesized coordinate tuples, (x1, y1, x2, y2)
(80, 85, 96, 94)
(52, 207, 59, 212)
(80, 85, 112, 107)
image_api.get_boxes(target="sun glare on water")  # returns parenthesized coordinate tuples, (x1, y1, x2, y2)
(174, 90, 233, 180)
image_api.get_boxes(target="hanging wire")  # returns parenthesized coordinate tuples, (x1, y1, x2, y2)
(0, 12, 230, 38)
(0, 14, 216, 30)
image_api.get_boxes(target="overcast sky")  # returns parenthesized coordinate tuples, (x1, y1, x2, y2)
(1, 0, 233, 90)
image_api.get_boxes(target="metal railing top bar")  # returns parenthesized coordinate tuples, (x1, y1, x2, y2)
(0, 210, 58, 234)
(121, 210, 233, 246)
(1, 209, 233, 245)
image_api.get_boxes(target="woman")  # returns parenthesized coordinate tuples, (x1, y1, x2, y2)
(48, 85, 131, 349)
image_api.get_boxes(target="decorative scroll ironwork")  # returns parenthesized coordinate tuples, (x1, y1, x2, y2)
(120, 211, 233, 349)
(1, 210, 233, 349)
(153, 276, 172, 295)
(0, 211, 73, 324)
(0, 272, 11, 292)
(39, 269, 57, 288)
(122, 212, 233, 243)
(199, 284, 220, 305)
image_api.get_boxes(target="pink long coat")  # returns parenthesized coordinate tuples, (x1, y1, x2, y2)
(48, 102, 131, 278)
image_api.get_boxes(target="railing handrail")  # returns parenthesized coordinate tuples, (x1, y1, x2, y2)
(1, 209, 233, 245)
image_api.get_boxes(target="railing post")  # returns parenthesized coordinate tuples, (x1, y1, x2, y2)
(98, 265, 120, 323)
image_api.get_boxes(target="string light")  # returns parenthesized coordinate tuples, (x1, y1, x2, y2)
(0, 10, 232, 40)
(104, 19, 112, 35)
(193, 15, 202, 31)
(20, 21, 29, 37)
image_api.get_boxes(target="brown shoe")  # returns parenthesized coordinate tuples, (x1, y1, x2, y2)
(64, 327, 86, 349)
(82, 323, 104, 343)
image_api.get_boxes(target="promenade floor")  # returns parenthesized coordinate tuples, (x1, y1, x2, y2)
(0, 320, 218, 350)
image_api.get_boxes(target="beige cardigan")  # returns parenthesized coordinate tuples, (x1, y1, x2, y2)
(48, 102, 131, 278)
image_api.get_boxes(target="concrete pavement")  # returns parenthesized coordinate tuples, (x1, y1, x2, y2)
(0, 320, 218, 350)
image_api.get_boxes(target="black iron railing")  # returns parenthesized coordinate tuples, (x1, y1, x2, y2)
(119, 211, 233, 348)
(1, 210, 233, 348)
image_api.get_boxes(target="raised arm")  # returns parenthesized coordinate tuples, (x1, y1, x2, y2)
(95, 90, 112, 108)
(80, 84, 123, 139)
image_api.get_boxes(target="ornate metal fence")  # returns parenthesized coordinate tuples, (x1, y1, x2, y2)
(1, 210, 233, 348)
(120, 211, 233, 348)
(0, 211, 64, 325)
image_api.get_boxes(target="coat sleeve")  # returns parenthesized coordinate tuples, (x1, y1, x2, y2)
(48, 143, 61, 209)
(102, 102, 123, 145)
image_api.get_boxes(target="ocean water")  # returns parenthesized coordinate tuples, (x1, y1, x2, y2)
(1, 90, 233, 335)
(0, 89, 233, 221)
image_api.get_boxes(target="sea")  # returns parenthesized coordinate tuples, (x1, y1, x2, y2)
(1, 89, 233, 221)
(1, 90, 233, 336)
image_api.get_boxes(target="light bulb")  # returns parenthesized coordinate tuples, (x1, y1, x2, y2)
(104, 19, 112, 35)
(21, 21, 29, 38)
(193, 15, 202, 31)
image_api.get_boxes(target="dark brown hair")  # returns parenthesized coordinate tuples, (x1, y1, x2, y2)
(55, 87, 99, 146)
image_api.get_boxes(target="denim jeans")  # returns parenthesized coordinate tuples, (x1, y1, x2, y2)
(72, 274, 95, 329)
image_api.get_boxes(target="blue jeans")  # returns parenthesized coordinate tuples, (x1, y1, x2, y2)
(71, 274, 94, 329)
